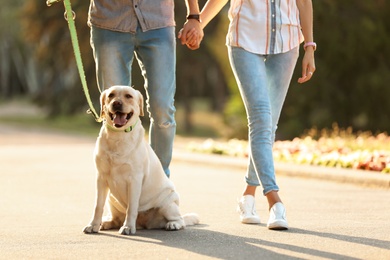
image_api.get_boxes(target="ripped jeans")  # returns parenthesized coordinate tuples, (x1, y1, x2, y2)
(91, 25, 176, 177)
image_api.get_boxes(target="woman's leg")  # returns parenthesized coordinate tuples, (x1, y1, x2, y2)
(266, 47, 299, 144)
(228, 46, 278, 195)
(228, 46, 275, 224)
(228, 47, 298, 229)
(264, 47, 299, 210)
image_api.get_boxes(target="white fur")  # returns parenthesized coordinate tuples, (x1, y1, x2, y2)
(83, 85, 199, 235)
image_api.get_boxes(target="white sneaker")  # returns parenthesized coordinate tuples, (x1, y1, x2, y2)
(267, 202, 289, 230)
(237, 195, 261, 224)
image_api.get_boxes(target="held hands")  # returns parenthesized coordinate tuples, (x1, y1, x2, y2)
(178, 19, 204, 50)
(298, 47, 316, 83)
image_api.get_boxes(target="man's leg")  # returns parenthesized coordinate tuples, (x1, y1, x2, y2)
(90, 26, 135, 91)
(135, 27, 176, 177)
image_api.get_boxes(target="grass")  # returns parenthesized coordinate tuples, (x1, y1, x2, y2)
(0, 113, 101, 137)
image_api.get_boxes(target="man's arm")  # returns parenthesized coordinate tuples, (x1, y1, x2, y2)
(179, 0, 203, 50)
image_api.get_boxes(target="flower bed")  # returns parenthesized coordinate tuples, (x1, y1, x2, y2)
(186, 128, 390, 174)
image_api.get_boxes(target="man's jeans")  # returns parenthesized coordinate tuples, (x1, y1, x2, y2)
(91, 25, 176, 177)
(228, 46, 299, 195)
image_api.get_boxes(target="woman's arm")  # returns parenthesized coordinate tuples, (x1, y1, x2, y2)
(296, 0, 316, 83)
(200, 0, 229, 29)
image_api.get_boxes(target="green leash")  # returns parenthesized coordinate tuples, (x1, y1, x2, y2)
(47, 0, 101, 122)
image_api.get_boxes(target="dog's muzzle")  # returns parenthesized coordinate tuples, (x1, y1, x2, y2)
(110, 111, 133, 128)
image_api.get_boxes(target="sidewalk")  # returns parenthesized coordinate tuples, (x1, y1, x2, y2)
(1, 125, 390, 259)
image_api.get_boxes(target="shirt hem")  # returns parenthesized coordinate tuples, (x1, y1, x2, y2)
(88, 21, 176, 33)
(226, 40, 303, 55)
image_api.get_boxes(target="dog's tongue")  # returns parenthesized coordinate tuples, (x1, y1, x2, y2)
(113, 113, 127, 127)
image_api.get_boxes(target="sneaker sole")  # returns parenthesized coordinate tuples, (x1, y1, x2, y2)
(241, 217, 261, 224)
(267, 221, 289, 230)
(268, 225, 288, 230)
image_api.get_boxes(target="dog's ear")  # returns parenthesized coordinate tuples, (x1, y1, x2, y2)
(99, 89, 107, 120)
(137, 90, 144, 117)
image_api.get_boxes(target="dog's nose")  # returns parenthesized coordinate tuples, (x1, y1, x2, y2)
(112, 100, 122, 110)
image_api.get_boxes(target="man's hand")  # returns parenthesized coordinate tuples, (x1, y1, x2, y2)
(178, 19, 204, 50)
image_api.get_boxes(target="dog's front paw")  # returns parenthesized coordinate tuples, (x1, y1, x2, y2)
(119, 225, 136, 235)
(101, 220, 121, 230)
(165, 220, 184, 231)
(83, 224, 100, 234)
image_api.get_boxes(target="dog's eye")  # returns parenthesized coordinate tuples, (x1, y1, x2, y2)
(108, 93, 115, 98)
(125, 94, 133, 99)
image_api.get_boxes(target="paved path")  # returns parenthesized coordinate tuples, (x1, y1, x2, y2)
(0, 125, 389, 259)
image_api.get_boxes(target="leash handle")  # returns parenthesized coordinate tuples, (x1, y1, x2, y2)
(46, 0, 63, 7)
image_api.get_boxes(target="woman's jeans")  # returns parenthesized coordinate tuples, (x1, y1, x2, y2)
(228, 46, 299, 195)
(91, 25, 176, 177)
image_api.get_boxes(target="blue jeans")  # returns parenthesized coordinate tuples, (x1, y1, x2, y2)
(228, 46, 299, 195)
(91, 26, 176, 177)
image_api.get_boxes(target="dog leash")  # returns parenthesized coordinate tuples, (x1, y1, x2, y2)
(47, 0, 101, 122)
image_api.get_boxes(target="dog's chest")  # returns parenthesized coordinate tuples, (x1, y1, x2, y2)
(95, 133, 145, 176)
(98, 144, 131, 167)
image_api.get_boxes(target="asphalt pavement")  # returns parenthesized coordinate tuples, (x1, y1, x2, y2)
(0, 125, 389, 260)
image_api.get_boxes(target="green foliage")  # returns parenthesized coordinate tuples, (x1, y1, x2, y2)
(9, 0, 229, 123)
(0, 0, 27, 97)
(280, 0, 390, 139)
(200, 5, 247, 139)
(201, 0, 390, 140)
(20, 1, 99, 116)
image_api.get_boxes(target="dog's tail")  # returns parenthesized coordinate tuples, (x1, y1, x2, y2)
(183, 213, 200, 226)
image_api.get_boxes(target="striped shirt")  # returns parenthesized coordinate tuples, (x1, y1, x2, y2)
(88, 0, 175, 33)
(226, 0, 304, 55)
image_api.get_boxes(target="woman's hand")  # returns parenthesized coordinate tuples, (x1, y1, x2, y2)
(298, 47, 316, 83)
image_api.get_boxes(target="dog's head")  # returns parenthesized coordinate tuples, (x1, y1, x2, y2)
(99, 86, 144, 129)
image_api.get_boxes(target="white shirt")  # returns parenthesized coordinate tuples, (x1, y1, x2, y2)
(227, 0, 304, 55)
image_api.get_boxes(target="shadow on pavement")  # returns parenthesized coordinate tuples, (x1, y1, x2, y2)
(91, 227, 364, 260)
(291, 228, 390, 250)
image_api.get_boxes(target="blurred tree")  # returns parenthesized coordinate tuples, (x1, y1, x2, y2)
(21, 1, 98, 117)
(3, 1, 390, 139)
(175, 0, 230, 133)
(0, 0, 30, 98)
(279, 0, 390, 139)
(211, 0, 390, 140)
(18, 0, 229, 130)
(200, 6, 247, 139)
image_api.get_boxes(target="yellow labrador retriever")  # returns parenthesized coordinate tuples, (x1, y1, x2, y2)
(83, 85, 199, 235)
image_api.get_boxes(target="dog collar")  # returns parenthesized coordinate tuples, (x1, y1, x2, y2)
(104, 120, 138, 133)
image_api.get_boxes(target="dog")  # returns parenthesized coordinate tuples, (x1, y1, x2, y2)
(83, 85, 199, 235)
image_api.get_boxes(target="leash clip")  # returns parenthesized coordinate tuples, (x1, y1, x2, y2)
(64, 10, 76, 21)
(87, 109, 102, 123)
